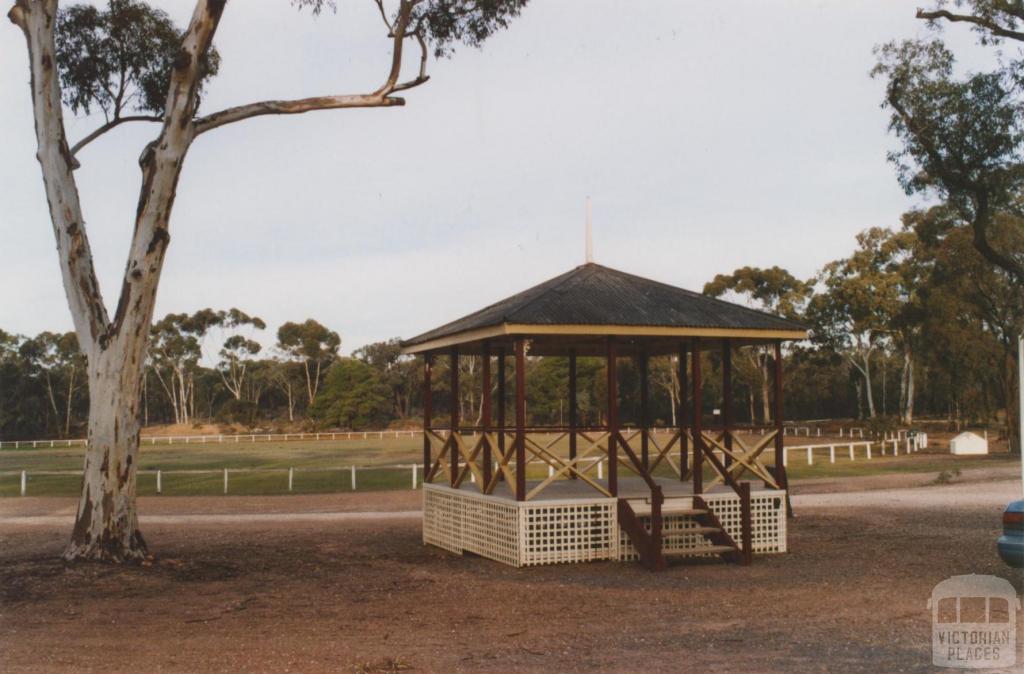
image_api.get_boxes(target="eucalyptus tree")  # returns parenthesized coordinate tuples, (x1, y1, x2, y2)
(9, 0, 526, 561)
(703, 266, 812, 423)
(214, 309, 265, 402)
(276, 319, 341, 407)
(874, 1, 1024, 284)
(21, 331, 86, 437)
(911, 204, 1024, 450)
(808, 229, 908, 419)
(354, 338, 420, 420)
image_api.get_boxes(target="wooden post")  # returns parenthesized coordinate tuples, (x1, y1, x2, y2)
(607, 337, 619, 497)
(639, 346, 650, 472)
(692, 339, 703, 494)
(450, 346, 459, 487)
(722, 339, 733, 468)
(740, 481, 753, 566)
(422, 353, 433, 483)
(569, 349, 578, 479)
(679, 343, 689, 480)
(514, 338, 527, 501)
(497, 346, 507, 483)
(481, 341, 492, 487)
(773, 340, 784, 476)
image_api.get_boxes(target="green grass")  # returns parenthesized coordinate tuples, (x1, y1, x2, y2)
(1, 434, 1017, 498)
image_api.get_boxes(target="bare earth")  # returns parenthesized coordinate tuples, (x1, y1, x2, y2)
(1, 472, 1022, 673)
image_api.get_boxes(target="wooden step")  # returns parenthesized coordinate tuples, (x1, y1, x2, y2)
(628, 504, 708, 517)
(666, 526, 720, 536)
(662, 544, 736, 558)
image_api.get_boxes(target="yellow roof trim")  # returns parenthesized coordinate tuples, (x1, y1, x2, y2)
(401, 323, 808, 355)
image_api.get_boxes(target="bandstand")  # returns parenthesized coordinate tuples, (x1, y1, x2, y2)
(401, 262, 807, 570)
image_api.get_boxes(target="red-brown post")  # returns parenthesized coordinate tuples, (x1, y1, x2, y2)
(568, 348, 578, 479)
(449, 345, 459, 487)
(773, 339, 784, 475)
(481, 340, 492, 487)
(692, 338, 703, 494)
(606, 337, 619, 497)
(497, 346, 506, 482)
(722, 339, 733, 468)
(679, 342, 688, 480)
(514, 338, 527, 501)
(639, 346, 650, 472)
(422, 353, 433, 482)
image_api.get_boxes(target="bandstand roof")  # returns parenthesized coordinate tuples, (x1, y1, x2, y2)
(401, 263, 807, 356)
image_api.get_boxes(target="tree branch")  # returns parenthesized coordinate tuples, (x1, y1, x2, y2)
(194, 0, 428, 136)
(970, 189, 1024, 284)
(917, 8, 1024, 42)
(70, 115, 163, 158)
(10, 0, 110, 350)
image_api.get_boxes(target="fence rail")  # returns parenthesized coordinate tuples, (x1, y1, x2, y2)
(1, 432, 928, 497)
(0, 424, 907, 450)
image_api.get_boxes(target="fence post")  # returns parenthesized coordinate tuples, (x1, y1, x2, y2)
(782, 446, 788, 467)
(806, 447, 813, 465)
(866, 443, 872, 460)
(157, 470, 162, 494)
(351, 465, 357, 490)
(20, 470, 26, 496)
(223, 469, 228, 494)
(829, 445, 835, 464)
(817, 428, 821, 437)
(412, 463, 417, 489)
(288, 467, 294, 492)
(849, 444, 855, 461)
(893, 439, 899, 456)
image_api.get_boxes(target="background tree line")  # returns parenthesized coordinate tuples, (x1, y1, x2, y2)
(2, 206, 1019, 447)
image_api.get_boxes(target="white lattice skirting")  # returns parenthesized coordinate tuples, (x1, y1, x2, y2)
(423, 484, 787, 568)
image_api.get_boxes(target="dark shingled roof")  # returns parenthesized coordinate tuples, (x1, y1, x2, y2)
(403, 263, 806, 347)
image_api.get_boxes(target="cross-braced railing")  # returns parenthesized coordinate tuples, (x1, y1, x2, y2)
(422, 426, 784, 501)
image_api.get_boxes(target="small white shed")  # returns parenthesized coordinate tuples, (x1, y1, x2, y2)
(949, 431, 988, 455)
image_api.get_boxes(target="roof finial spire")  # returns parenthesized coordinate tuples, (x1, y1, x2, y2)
(585, 196, 594, 264)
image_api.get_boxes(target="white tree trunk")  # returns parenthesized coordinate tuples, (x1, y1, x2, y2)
(64, 349, 146, 561)
(11, 0, 225, 562)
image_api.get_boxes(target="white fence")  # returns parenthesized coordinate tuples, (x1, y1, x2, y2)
(3, 462, 424, 497)
(0, 425, 916, 450)
(2, 432, 929, 497)
(0, 430, 423, 450)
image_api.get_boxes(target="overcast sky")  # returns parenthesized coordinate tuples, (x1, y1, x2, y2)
(0, 1, 986, 355)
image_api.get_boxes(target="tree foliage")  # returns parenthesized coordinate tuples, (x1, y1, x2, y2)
(874, 3, 1024, 282)
(55, 0, 220, 118)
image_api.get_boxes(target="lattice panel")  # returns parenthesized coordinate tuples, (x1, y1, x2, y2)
(704, 490, 787, 554)
(460, 497, 520, 567)
(618, 490, 787, 561)
(425, 485, 786, 568)
(520, 502, 618, 567)
(422, 486, 464, 555)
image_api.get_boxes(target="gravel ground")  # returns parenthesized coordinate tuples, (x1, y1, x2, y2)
(1, 474, 1022, 673)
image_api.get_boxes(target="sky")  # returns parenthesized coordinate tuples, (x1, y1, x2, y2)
(0, 0, 989, 356)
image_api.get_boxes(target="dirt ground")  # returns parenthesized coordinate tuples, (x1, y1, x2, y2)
(1, 473, 1022, 673)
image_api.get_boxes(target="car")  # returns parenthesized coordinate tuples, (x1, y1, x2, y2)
(997, 500, 1024, 568)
